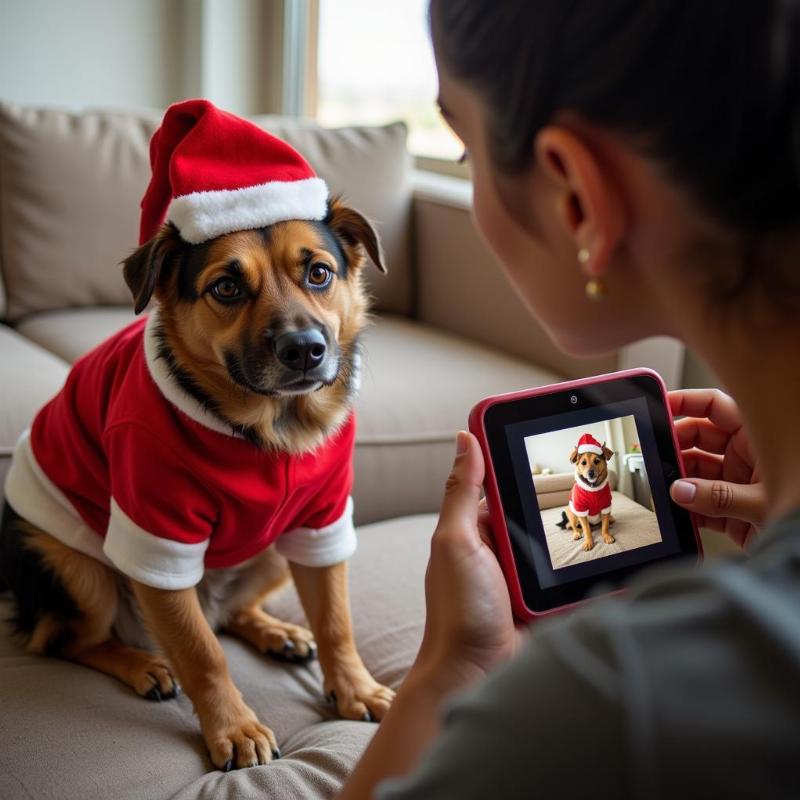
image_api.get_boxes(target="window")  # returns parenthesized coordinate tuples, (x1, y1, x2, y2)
(315, 0, 463, 165)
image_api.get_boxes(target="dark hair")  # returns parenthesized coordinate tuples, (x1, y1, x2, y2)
(430, 0, 800, 235)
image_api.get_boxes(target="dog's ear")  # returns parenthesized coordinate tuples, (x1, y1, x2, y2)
(602, 444, 614, 462)
(569, 447, 579, 464)
(122, 224, 184, 314)
(325, 196, 387, 273)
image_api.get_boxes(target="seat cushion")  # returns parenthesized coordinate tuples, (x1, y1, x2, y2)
(0, 102, 411, 321)
(15, 307, 560, 522)
(0, 512, 433, 800)
(15, 306, 137, 363)
(354, 316, 560, 522)
(0, 324, 68, 493)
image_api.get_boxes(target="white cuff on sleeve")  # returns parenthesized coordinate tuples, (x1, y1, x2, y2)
(275, 496, 357, 567)
(104, 499, 209, 589)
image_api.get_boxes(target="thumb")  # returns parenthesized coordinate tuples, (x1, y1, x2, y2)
(437, 431, 485, 535)
(670, 478, 764, 526)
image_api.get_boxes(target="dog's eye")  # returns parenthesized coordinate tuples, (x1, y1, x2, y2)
(307, 264, 333, 289)
(594, 458, 600, 465)
(210, 278, 243, 302)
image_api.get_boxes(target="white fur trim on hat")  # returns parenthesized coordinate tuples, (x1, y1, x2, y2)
(577, 443, 603, 455)
(168, 177, 329, 244)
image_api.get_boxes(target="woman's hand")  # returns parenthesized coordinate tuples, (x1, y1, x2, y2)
(338, 431, 523, 799)
(414, 431, 525, 692)
(668, 389, 765, 549)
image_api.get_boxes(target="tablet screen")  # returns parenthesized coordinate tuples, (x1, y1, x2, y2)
(483, 373, 698, 611)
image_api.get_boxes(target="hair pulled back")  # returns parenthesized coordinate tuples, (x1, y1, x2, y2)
(431, 0, 800, 234)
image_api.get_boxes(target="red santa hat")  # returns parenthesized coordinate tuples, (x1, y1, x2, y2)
(576, 433, 603, 455)
(139, 99, 328, 245)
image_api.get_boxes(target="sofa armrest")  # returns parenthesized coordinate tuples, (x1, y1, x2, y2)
(411, 171, 686, 388)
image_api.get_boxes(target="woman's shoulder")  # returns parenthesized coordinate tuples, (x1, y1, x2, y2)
(380, 520, 800, 800)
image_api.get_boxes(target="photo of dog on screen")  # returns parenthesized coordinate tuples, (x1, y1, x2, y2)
(525, 416, 663, 570)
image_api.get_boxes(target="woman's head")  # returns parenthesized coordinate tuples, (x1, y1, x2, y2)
(430, 0, 800, 356)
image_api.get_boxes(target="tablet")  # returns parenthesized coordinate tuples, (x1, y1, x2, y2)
(469, 369, 701, 620)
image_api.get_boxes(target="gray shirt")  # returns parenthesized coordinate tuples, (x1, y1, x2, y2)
(379, 514, 800, 799)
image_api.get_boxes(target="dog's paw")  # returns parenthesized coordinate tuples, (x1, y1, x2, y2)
(202, 704, 280, 770)
(603, 535, 615, 545)
(260, 621, 317, 663)
(572, 530, 582, 541)
(582, 539, 595, 551)
(228, 610, 317, 663)
(124, 652, 179, 700)
(325, 669, 396, 722)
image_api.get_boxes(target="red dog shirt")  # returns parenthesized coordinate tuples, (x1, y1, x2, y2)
(569, 478, 612, 522)
(5, 311, 356, 590)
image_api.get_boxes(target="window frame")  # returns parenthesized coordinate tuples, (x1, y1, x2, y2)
(303, 0, 468, 180)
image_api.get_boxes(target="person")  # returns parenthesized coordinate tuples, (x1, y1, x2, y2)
(339, 1, 800, 797)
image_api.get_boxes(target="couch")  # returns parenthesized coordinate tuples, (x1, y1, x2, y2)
(0, 101, 688, 799)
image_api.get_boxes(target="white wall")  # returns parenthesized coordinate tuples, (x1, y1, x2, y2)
(0, 0, 285, 113)
(525, 422, 610, 475)
(0, 0, 184, 109)
(525, 417, 639, 475)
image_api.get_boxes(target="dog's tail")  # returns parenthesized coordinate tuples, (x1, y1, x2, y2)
(555, 511, 569, 530)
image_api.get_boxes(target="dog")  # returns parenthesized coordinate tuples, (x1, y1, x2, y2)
(0, 196, 395, 771)
(561, 434, 615, 551)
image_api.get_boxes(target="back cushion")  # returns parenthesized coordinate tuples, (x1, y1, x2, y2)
(0, 104, 158, 320)
(0, 103, 412, 321)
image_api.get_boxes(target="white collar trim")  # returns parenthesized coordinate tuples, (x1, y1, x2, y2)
(143, 308, 242, 438)
(574, 470, 609, 493)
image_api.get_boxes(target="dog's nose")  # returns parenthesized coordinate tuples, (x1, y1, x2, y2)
(587, 470, 596, 481)
(274, 329, 327, 372)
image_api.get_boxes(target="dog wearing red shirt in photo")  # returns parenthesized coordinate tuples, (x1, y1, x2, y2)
(565, 434, 616, 551)
(0, 100, 395, 771)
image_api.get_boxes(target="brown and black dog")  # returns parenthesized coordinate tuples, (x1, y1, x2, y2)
(0, 197, 395, 770)
(564, 442, 616, 551)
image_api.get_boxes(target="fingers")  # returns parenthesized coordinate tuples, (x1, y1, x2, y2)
(681, 450, 725, 481)
(674, 417, 732, 455)
(670, 478, 765, 527)
(671, 389, 758, 471)
(668, 388, 743, 433)
(436, 431, 485, 542)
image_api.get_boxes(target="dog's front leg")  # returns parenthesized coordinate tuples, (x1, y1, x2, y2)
(580, 518, 595, 550)
(601, 513, 615, 544)
(289, 561, 395, 721)
(131, 581, 279, 770)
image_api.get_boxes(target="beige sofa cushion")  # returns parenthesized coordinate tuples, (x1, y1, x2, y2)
(0, 324, 69, 492)
(0, 104, 157, 321)
(15, 306, 137, 363)
(12, 308, 560, 523)
(0, 512, 433, 800)
(0, 102, 412, 321)
(355, 316, 559, 521)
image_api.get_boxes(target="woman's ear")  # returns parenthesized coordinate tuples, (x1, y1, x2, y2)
(325, 196, 387, 273)
(122, 223, 184, 314)
(534, 126, 626, 278)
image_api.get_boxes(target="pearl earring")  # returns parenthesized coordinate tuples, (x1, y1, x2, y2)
(585, 277, 607, 301)
(578, 249, 606, 301)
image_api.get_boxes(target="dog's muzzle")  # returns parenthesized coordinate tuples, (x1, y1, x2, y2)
(274, 329, 327, 373)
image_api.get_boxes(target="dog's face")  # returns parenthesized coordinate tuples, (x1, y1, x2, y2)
(569, 444, 614, 488)
(122, 197, 385, 451)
